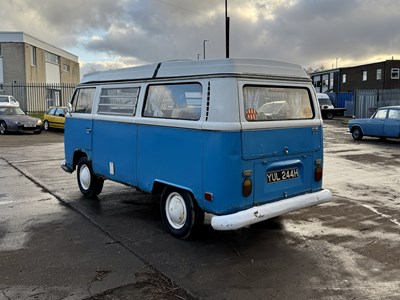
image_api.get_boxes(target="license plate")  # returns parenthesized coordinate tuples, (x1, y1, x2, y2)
(267, 168, 299, 183)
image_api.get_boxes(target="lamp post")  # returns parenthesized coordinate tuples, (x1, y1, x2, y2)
(203, 40, 208, 60)
(225, 0, 230, 58)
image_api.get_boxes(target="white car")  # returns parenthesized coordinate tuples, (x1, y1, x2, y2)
(0, 95, 20, 108)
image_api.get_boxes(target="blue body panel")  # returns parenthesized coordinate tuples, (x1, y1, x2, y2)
(136, 125, 203, 196)
(364, 119, 385, 136)
(64, 117, 92, 166)
(384, 118, 400, 137)
(92, 120, 138, 185)
(242, 126, 322, 206)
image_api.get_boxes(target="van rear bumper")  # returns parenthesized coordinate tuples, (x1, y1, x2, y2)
(211, 189, 332, 231)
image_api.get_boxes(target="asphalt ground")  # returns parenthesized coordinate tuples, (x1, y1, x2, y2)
(0, 132, 193, 300)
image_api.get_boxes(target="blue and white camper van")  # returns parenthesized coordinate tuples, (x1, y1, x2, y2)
(62, 58, 332, 239)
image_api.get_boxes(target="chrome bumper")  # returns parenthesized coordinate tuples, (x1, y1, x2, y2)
(211, 189, 332, 231)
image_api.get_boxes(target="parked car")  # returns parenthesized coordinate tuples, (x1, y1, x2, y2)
(0, 95, 19, 108)
(0, 107, 43, 134)
(348, 106, 400, 140)
(43, 107, 67, 130)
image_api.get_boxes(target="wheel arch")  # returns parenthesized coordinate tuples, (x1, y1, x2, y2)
(152, 180, 202, 208)
(351, 125, 363, 134)
(72, 150, 89, 171)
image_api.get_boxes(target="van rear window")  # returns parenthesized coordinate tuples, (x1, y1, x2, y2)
(243, 86, 313, 121)
(143, 83, 202, 120)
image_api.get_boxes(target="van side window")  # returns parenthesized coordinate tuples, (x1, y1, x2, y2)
(71, 88, 95, 113)
(98, 87, 140, 116)
(143, 83, 202, 120)
(243, 86, 314, 121)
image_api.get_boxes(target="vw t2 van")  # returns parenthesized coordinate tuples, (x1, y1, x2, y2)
(62, 58, 332, 239)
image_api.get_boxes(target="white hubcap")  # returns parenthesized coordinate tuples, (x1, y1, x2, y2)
(79, 164, 91, 190)
(165, 192, 187, 229)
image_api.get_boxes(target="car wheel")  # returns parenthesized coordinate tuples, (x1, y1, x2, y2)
(351, 127, 363, 140)
(77, 157, 104, 198)
(44, 120, 50, 131)
(160, 187, 204, 239)
(0, 121, 7, 135)
(326, 111, 334, 119)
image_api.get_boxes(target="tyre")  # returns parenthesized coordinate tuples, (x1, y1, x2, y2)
(351, 127, 363, 140)
(44, 120, 50, 131)
(0, 121, 7, 135)
(77, 157, 104, 198)
(160, 187, 204, 239)
(326, 111, 334, 120)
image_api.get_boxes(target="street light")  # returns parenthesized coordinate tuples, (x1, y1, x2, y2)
(225, 0, 230, 58)
(203, 40, 209, 60)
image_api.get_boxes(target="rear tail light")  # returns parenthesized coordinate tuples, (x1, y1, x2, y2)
(242, 178, 252, 197)
(314, 159, 323, 181)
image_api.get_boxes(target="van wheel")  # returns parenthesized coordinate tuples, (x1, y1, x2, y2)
(351, 127, 363, 140)
(160, 187, 204, 239)
(77, 157, 104, 198)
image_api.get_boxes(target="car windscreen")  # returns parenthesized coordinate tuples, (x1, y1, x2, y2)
(318, 98, 332, 106)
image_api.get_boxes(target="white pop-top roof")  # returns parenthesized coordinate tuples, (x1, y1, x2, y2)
(81, 58, 309, 83)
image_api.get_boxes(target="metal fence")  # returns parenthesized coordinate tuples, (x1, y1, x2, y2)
(354, 89, 400, 118)
(0, 83, 76, 113)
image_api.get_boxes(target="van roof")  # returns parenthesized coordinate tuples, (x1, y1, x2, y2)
(81, 58, 309, 83)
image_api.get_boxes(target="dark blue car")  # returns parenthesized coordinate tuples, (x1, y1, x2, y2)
(348, 106, 400, 140)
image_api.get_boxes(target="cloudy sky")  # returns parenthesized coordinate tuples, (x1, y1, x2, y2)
(2, 0, 400, 75)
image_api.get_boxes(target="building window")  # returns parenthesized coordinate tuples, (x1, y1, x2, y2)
(45, 52, 60, 65)
(63, 64, 70, 72)
(376, 69, 382, 80)
(362, 71, 367, 81)
(31, 46, 37, 66)
(0, 44, 2, 56)
(342, 74, 346, 83)
(391, 68, 400, 79)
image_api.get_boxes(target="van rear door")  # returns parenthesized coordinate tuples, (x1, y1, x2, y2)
(240, 83, 323, 205)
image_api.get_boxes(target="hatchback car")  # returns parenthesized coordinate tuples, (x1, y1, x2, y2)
(43, 107, 67, 130)
(348, 106, 400, 140)
(0, 95, 19, 108)
(0, 107, 43, 134)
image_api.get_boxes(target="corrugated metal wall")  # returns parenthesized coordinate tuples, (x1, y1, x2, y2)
(353, 89, 400, 118)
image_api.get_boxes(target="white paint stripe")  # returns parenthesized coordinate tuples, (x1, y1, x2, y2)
(361, 203, 400, 227)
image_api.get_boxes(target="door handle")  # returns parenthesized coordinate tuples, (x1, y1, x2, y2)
(85, 128, 92, 133)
